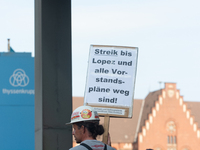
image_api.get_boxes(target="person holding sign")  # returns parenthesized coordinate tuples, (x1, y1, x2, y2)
(66, 105, 115, 150)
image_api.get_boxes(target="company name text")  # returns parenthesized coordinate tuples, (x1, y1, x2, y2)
(2, 89, 35, 95)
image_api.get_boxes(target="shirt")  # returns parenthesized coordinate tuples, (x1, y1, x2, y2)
(69, 140, 116, 150)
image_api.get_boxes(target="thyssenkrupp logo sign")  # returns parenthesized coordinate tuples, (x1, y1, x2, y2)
(9, 69, 29, 87)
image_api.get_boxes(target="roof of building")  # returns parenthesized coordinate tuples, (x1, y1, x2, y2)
(0, 52, 32, 57)
(185, 101, 200, 128)
(137, 90, 162, 133)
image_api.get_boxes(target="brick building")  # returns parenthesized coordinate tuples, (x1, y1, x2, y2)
(73, 83, 200, 150)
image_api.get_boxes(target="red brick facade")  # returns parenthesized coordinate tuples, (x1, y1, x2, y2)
(137, 83, 200, 150)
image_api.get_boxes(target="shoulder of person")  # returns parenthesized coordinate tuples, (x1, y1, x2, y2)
(69, 144, 88, 150)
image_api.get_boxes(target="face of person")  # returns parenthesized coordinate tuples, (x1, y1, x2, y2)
(72, 124, 84, 143)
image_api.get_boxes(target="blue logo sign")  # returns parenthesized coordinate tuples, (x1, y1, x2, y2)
(9, 69, 29, 87)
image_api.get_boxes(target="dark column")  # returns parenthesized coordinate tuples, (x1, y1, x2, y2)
(35, 0, 72, 149)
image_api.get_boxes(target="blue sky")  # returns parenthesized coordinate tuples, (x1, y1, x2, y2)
(1, 0, 200, 101)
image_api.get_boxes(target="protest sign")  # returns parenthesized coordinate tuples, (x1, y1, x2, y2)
(84, 45, 138, 118)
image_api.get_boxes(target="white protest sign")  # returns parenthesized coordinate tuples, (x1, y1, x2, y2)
(84, 45, 138, 118)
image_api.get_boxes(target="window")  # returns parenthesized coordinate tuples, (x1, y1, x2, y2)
(174, 136, 176, 144)
(168, 136, 170, 144)
(166, 121, 177, 150)
(166, 121, 176, 133)
(167, 136, 176, 144)
(170, 136, 173, 144)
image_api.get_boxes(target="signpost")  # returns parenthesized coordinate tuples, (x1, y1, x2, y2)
(84, 45, 138, 143)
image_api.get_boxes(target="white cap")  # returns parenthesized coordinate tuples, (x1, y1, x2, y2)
(65, 105, 100, 125)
